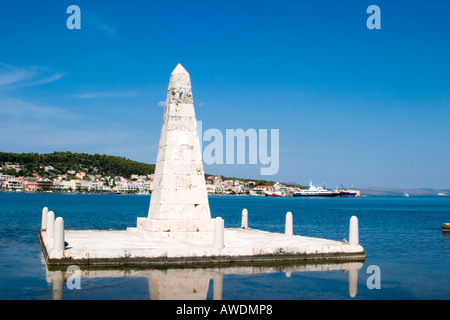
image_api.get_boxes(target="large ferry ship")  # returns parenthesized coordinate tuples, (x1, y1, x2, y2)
(293, 180, 340, 197)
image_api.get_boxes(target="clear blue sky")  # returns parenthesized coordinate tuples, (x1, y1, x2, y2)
(0, 0, 449, 188)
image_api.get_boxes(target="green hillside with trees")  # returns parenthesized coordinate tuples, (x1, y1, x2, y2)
(0, 152, 155, 179)
(0, 151, 300, 188)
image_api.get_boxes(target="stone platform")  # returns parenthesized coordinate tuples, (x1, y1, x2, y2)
(39, 227, 365, 267)
(38, 65, 365, 269)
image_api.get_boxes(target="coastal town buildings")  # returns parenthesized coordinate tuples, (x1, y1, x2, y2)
(0, 163, 361, 197)
(0, 161, 362, 196)
(0, 164, 298, 196)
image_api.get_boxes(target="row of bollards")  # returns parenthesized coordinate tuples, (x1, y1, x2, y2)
(238, 208, 360, 245)
(42, 206, 359, 253)
(41, 207, 65, 252)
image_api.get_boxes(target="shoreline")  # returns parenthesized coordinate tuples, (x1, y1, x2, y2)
(1, 190, 448, 197)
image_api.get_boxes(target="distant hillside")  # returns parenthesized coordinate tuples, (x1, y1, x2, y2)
(359, 187, 450, 196)
(0, 152, 155, 179)
(1, 151, 297, 187)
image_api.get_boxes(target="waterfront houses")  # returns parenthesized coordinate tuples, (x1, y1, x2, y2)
(204, 175, 301, 196)
(0, 162, 316, 196)
(0, 165, 303, 196)
(0, 165, 155, 194)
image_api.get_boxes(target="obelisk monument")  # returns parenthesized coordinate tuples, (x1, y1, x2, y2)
(135, 64, 214, 239)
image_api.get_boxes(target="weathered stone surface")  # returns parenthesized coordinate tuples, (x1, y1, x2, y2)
(137, 64, 213, 238)
(40, 228, 366, 267)
(166, 65, 193, 105)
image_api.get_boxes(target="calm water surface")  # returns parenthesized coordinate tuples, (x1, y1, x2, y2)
(0, 193, 449, 300)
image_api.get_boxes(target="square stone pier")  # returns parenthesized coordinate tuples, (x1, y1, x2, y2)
(39, 225, 365, 268)
(38, 64, 365, 268)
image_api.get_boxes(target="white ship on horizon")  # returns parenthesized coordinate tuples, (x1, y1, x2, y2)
(293, 180, 339, 197)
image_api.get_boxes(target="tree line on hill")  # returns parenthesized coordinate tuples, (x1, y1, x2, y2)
(0, 152, 155, 179)
(0, 151, 297, 188)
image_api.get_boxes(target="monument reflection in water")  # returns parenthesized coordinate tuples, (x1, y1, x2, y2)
(44, 262, 364, 300)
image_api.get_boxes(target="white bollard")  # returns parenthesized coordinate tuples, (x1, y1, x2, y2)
(348, 267, 359, 298)
(47, 211, 55, 238)
(214, 217, 224, 249)
(54, 217, 65, 251)
(349, 216, 359, 245)
(241, 209, 248, 229)
(52, 270, 64, 300)
(213, 273, 224, 300)
(285, 211, 293, 235)
(41, 207, 49, 230)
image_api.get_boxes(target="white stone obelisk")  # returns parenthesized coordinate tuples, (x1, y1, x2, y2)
(136, 64, 214, 239)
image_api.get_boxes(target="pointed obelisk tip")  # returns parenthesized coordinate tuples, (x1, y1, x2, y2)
(172, 63, 189, 75)
(167, 63, 193, 104)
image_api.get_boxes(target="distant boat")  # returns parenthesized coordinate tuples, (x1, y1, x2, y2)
(338, 184, 357, 197)
(404, 192, 410, 197)
(339, 190, 357, 197)
(293, 180, 339, 197)
(249, 190, 264, 196)
(264, 190, 285, 197)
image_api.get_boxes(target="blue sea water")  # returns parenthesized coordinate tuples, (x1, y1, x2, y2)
(0, 193, 449, 300)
